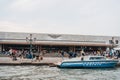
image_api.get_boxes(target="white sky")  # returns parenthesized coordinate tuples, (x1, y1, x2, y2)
(0, 0, 120, 36)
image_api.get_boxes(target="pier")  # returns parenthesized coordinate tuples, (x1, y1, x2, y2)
(0, 57, 63, 66)
(0, 57, 120, 67)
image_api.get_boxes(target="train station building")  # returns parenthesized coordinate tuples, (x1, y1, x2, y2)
(0, 32, 120, 55)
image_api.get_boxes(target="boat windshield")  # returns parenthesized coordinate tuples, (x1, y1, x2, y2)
(89, 57, 105, 60)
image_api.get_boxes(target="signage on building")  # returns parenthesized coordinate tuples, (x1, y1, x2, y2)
(48, 34, 61, 39)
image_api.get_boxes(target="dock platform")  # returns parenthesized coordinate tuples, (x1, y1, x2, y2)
(0, 57, 62, 66)
(0, 57, 120, 67)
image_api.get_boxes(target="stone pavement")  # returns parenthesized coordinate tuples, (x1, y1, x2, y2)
(0, 57, 120, 67)
(0, 57, 66, 66)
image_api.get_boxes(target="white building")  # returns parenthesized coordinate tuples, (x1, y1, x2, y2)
(0, 32, 120, 54)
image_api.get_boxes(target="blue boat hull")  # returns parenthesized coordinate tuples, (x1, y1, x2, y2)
(58, 60, 118, 68)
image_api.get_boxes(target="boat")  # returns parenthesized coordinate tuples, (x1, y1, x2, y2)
(56, 56, 119, 68)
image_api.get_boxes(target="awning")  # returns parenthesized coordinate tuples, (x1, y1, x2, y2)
(0, 41, 112, 47)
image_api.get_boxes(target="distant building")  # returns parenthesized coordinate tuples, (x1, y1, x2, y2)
(0, 32, 120, 53)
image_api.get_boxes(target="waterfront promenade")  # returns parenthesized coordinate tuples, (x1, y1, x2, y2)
(0, 57, 64, 66)
(0, 57, 120, 67)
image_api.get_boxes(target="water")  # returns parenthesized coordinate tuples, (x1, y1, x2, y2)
(0, 66, 120, 80)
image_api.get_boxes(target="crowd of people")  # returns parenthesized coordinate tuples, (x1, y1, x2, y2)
(2, 49, 43, 61)
(0, 48, 120, 61)
(60, 49, 120, 59)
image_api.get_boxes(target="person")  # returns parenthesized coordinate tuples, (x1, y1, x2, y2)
(68, 51, 73, 58)
(81, 49, 85, 56)
(35, 52, 43, 62)
(12, 49, 17, 61)
(81, 57, 84, 61)
(81, 49, 85, 61)
(61, 50, 64, 59)
(71, 52, 77, 57)
(36, 55, 39, 61)
(19, 50, 24, 62)
(109, 49, 113, 58)
(9, 48, 12, 57)
(82, 53, 85, 56)
(117, 50, 120, 58)
(39, 51, 43, 61)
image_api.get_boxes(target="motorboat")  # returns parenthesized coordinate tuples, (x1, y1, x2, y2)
(56, 56, 119, 68)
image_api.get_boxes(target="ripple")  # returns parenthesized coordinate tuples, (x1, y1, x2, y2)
(0, 66, 120, 80)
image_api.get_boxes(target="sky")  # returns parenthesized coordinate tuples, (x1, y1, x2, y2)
(0, 0, 120, 36)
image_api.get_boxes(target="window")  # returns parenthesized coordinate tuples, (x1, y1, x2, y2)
(116, 40, 119, 44)
(109, 40, 113, 44)
(89, 57, 105, 60)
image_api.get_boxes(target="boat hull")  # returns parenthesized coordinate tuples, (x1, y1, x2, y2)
(58, 60, 118, 68)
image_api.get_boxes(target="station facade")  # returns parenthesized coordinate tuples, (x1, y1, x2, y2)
(0, 32, 120, 54)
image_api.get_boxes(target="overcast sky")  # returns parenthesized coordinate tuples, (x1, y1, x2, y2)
(0, 0, 120, 36)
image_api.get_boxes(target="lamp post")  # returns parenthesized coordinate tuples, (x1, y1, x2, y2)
(26, 34, 36, 60)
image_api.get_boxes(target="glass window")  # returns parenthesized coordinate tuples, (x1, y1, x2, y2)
(89, 57, 105, 60)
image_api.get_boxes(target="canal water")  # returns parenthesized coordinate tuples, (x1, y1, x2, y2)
(0, 66, 120, 80)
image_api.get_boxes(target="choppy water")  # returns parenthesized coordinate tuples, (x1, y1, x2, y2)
(0, 66, 120, 80)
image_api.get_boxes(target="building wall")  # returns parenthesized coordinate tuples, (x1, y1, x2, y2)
(0, 32, 120, 47)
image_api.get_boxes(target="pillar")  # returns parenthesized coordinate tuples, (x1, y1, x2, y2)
(73, 46, 75, 52)
(38, 45, 42, 53)
(0, 44, 2, 52)
(2, 44, 5, 52)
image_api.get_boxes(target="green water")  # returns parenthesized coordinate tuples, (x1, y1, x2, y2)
(0, 66, 120, 80)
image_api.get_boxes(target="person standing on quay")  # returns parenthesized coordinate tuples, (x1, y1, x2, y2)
(61, 50, 64, 59)
(9, 48, 12, 58)
(12, 49, 17, 61)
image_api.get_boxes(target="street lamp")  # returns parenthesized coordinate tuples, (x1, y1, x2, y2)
(26, 34, 36, 60)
